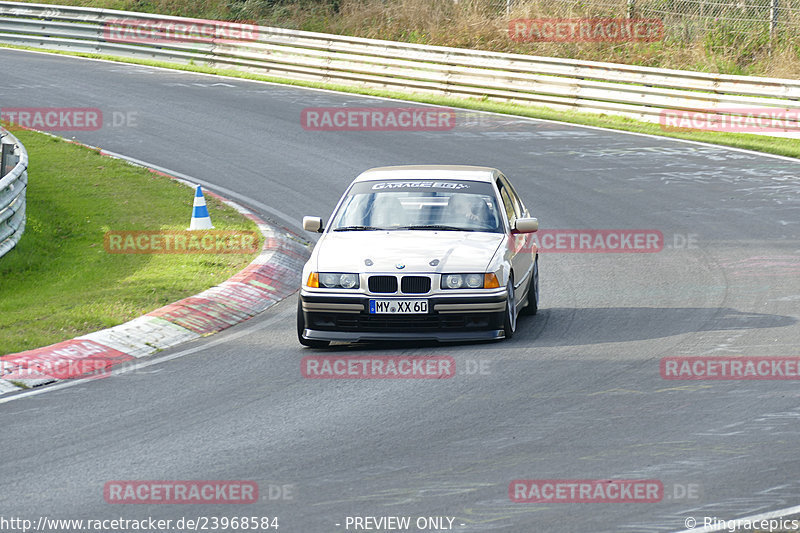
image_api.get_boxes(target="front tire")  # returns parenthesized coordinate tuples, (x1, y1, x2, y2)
(297, 298, 330, 348)
(521, 255, 538, 316)
(503, 278, 517, 339)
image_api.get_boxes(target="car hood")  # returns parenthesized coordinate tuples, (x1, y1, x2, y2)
(314, 231, 504, 273)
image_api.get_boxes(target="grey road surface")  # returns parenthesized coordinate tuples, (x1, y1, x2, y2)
(0, 48, 799, 533)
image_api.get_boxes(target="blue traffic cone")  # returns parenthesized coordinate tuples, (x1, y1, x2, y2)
(188, 185, 214, 230)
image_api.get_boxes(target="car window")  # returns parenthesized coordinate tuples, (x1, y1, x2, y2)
(498, 175, 525, 219)
(503, 176, 527, 217)
(497, 179, 520, 228)
(329, 180, 503, 233)
(499, 188, 516, 224)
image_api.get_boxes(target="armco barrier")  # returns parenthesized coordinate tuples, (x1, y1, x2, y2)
(0, 126, 27, 259)
(1, 1, 799, 136)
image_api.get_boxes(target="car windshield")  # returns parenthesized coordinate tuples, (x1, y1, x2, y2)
(329, 179, 503, 233)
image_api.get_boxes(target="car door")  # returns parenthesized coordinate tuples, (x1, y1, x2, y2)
(496, 174, 533, 301)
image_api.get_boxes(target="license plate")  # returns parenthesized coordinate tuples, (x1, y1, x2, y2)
(369, 299, 428, 314)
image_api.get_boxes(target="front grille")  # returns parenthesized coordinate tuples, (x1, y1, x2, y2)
(368, 275, 397, 293)
(401, 276, 431, 294)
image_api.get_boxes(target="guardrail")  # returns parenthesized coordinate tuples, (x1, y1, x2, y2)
(0, 1, 798, 136)
(0, 127, 27, 259)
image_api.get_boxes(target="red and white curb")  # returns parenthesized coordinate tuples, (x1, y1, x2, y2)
(0, 154, 310, 394)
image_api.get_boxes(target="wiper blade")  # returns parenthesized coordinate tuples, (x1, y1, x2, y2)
(332, 225, 382, 231)
(400, 225, 475, 231)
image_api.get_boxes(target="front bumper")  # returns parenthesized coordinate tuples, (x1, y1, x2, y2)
(300, 290, 507, 343)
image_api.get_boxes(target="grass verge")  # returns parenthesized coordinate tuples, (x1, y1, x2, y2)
(0, 128, 260, 355)
(2, 44, 798, 159)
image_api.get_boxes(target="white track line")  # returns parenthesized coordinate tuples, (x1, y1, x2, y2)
(0, 305, 293, 404)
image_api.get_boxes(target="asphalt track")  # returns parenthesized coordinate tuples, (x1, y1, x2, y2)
(0, 47, 799, 533)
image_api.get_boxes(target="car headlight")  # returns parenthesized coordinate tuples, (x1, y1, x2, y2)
(441, 273, 500, 289)
(307, 272, 360, 289)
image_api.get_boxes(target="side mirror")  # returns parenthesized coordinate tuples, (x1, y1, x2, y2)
(513, 217, 538, 233)
(303, 216, 324, 233)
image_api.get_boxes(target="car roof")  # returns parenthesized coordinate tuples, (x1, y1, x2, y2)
(353, 165, 500, 184)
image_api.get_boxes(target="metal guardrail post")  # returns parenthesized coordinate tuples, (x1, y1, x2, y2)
(0, 127, 28, 259)
(1, 138, 17, 176)
(770, 0, 779, 43)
